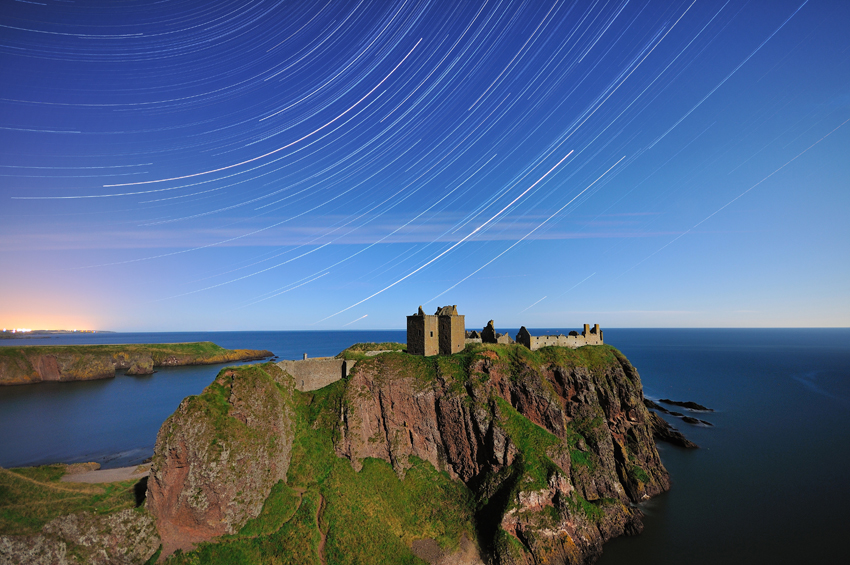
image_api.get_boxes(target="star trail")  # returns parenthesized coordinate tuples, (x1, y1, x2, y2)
(1, 0, 848, 330)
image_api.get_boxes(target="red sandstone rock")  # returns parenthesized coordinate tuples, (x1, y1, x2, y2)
(335, 347, 669, 564)
(146, 363, 294, 558)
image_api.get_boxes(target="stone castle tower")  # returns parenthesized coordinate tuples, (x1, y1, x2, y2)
(407, 305, 465, 356)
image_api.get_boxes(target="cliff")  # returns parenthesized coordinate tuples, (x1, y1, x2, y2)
(334, 344, 667, 563)
(0, 342, 273, 386)
(146, 343, 669, 564)
(146, 363, 294, 557)
(1, 342, 672, 564)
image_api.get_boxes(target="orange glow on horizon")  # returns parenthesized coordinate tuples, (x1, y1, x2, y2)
(1, 314, 101, 333)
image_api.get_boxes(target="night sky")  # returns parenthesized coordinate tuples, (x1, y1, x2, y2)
(1, 0, 848, 331)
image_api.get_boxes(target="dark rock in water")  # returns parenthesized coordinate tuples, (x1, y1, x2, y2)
(644, 398, 671, 414)
(659, 398, 713, 412)
(669, 411, 684, 417)
(647, 412, 698, 448)
(681, 416, 713, 427)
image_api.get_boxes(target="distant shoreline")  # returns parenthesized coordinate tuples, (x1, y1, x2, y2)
(1, 330, 115, 340)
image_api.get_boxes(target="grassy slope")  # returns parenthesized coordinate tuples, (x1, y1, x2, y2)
(0, 342, 229, 360)
(0, 465, 140, 535)
(336, 342, 406, 360)
(166, 376, 476, 565)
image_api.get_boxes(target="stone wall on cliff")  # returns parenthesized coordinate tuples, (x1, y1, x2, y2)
(334, 344, 669, 564)
(277, 357, 354, 391)
(145, 362, 295, 558)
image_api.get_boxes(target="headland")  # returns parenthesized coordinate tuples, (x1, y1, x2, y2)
(0, 342, 273, 386)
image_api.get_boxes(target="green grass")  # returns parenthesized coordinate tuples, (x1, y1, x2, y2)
(335, 342, 406, 360)
(0, 465, 139, 535)
(167, 374, 476, 565)
(565, 415, 605, 472)
(168, 489, 323, 565)
(237, 481, 301, 537)
(493, 397, 561, 491)
(0, 341, 230, 359)
(565, 493, 605, 523)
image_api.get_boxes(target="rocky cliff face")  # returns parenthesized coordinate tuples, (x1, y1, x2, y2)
(0, 343, 273, 385)
(334, 344, 669, 564)
(0, 509, 159, 565)
(145, 362, 294, 558)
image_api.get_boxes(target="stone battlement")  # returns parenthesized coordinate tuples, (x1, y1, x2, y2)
(515, 323, 603, 350)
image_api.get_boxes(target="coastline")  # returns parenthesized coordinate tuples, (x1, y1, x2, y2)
(0, 342, 273, 386)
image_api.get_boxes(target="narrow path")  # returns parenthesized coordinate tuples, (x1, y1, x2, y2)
(0, 467, 102, 494)
(60, 464, 149, 484)
(317, 493, 328, 565)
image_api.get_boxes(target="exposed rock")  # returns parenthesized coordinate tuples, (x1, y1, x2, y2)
(681, 416, 713, 427)
(659, 398, 713, 412)
(412, 535, 485, 565)
(643, 398, 670, 414)
(646, 412, 698, 448)
(145, 362, 294, 558)
(334, 345, 669, 564)
(124, 356, 154, 375)
(0, 509, 159, 565)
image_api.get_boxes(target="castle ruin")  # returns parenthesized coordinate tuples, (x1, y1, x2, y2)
(481, 320, 514, 345)
(407, 305, 465, 356)
(516, 324, 603, 350)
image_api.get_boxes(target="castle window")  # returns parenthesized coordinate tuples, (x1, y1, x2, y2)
(430, 331, 433, 337)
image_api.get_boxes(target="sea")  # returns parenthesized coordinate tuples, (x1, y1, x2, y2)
(1, 328, 847, 563)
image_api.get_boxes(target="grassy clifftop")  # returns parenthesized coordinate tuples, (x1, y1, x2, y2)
(158, 343, 667, 564)
(0, 342, 273, 385)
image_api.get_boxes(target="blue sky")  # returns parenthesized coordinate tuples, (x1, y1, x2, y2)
(1, 0, 847, 331)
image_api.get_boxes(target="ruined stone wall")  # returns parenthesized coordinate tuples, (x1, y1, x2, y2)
(529, 335, 585, 350)
(585, 324, 603, 345)
(516, 325, 603, 351)
(277, 358, 353, 391)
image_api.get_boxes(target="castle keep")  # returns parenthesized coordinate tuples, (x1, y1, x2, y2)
(407, 305, 465, 356)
